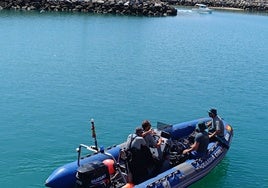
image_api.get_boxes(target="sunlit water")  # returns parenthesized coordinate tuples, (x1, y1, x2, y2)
(0, 9, 267, 187)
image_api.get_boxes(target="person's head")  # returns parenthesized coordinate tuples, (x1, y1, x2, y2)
(196, 122, 207, 132)
(135, 127, 143, 136)
(208, 108, 217, 117)
(142, 120, 151, 131)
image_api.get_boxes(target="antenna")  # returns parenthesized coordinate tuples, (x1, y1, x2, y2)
(90, 118, 98, 151)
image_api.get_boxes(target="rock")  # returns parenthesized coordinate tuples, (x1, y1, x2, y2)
(0, 0, 186, 16)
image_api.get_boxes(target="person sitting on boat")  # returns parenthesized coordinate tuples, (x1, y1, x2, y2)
(125, 127, 150, 184)
(182, 122, 209, 159)
(207, 108, 225, 142)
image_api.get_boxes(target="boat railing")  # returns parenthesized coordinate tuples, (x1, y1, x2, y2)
(76, 144, 99, 166)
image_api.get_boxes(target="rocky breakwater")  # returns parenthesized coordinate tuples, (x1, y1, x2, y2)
(0, 0, 177, 16)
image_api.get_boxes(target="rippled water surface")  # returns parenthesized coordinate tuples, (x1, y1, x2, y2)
(0, 9, 267, 188)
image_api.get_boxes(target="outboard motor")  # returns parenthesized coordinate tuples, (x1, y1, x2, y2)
(75, 161, 110, 188)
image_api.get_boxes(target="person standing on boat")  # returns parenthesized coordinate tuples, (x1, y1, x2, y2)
(207, 108, 225, 142)
(126, 127, 146, 150)
(126, 127, 149, 184)
(141, 120, 163, 159)
(141, 120, 164, 176)
(182, 122, 209, 159)
(141, 120, 162, 148)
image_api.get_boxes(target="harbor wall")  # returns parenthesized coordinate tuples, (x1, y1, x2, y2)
(0, 0, 267, 16)
(0, 0, 178, 16)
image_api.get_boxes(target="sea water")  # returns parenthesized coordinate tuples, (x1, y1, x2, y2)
(0, 9, 267, 188)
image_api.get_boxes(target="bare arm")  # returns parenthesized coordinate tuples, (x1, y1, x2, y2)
(206, 121, 212, 127)
(142, 129, 154, 137)
(156, 137, 162, 147)
(183, 142, 199, 154)
(209, 129, 221, 138)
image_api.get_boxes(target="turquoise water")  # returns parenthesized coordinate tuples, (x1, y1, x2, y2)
(0, 9, 268, 188)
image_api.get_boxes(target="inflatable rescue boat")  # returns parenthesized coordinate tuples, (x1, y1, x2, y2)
(45, 117, 233, 188)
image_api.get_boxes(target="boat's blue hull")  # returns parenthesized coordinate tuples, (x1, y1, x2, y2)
(45, 117, 233, 188)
